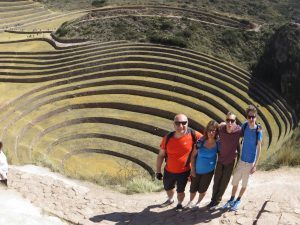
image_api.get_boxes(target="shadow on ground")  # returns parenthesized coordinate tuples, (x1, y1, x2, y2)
(90, 204, 225, 225)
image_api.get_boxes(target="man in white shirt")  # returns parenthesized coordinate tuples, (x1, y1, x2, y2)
(0, 141, 8, 186)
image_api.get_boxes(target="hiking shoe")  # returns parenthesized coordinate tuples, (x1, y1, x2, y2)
(175, 203, 183, 211)
(160, 199, 174, 207)
(222, 200, 235, 209)
(206, 201, 218, 210)
(230, 200, 241, 211)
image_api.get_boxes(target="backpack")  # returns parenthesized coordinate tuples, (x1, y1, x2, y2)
(164, 128, 197, 167)
(241, 122, 261, 146)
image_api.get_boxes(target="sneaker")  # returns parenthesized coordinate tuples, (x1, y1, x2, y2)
(185, 202, 196, 209)
(160, 199, 174, 207)
(222, 200, 235, 209)
(175, 203, 183, 211)
(230, 200, 241, 211)
(206, 201, 214, 208)
(206, 201, 218, 210)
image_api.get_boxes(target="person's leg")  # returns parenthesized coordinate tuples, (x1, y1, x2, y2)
(189, 174, 200, 203)
(211, 162, 222, 203)
(237, 187, 246, 198)
(230, 163, 251, 211)
(189, 192, 197, 202)
(197, 171, 213, 207)
(214, 161, 235, 204)
(161, 170, 176, 206)
(196, 192, 206, 205)
(223, 162, 243, 209)
(167, 189, 175, 200)
(177, 192, 185, 204)
(231, 185, 238, 197)
(235, 163, 251, 200)
(175, 170, 190, 210)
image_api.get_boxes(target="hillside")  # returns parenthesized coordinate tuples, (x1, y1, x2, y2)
(35, 0, 300, 23)
(53, 1, 300, 120)
(0, 0, 299, 192)
(55, 11, 271, 69)
(254, 23, 300, 119)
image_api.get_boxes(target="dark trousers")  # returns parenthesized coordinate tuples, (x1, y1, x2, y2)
(211, 160, 235, 204)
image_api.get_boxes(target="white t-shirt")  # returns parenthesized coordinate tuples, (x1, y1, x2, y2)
(0, 150, 8, 173)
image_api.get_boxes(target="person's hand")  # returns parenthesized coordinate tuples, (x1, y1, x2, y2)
(156, 172, 163, 180)
(257, 123, 262, 132)
(191, 170, 196, 178)
(250, 165, 256, 174)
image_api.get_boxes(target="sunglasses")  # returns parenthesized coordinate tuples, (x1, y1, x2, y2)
(247, 115, 256, 119)
(226, 119, 236, 123)
(207, 129, 216, 133)
(174, 121, 188, 126)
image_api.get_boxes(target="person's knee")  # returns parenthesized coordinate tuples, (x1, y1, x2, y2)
(241, 184, 248, 189)
(199, 191, 206, 196)
(166, 188, 175, 193)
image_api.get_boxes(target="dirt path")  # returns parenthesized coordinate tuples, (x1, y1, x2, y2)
(6, 165, 300, 225)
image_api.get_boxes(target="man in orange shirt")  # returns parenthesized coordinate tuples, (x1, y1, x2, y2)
(156, 114, 202, 211)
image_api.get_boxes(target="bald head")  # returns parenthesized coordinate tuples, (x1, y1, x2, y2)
(173, 114, 188, 136)
(174, 114, 188, 122)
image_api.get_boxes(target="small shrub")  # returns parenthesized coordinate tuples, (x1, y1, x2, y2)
(35, 154, 61, 173)
(125, 177, 164, 194)
(149, 34, 187, 47)
(221, 30, 243, 46)
(56, 22, 69, 37)
(160, 20, 174, 31)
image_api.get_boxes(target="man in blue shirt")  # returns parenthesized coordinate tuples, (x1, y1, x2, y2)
(223, 105, 262, 211)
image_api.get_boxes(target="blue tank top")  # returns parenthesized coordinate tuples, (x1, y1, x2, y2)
(195, 139, 219, 174)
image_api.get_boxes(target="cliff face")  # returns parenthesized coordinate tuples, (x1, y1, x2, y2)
(254, 23, 300, 120)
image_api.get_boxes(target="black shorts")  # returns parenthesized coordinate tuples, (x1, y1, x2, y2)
(190, 170, 214, 193)
(163, 169, 190, 193)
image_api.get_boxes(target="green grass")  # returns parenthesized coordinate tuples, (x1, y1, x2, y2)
(33, 151, 163, 193)
(125, 177, 163, 194)
(0, 44, 287, 162)
(261, 127, 300, 170)
(67, 160, 163, 194)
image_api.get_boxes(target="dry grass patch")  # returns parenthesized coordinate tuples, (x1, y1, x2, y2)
(22, 12, 87, 31)
(261, 128, 300, 169)
(0, 40, 55, 51)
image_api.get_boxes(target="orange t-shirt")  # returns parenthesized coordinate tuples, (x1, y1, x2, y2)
(160, 131, 202, 173)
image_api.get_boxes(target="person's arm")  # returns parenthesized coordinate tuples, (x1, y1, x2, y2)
(190, 145, 198, 177)
(156, 148, 166, 179)
(218, 122, 226, 128)
(251, 140, 262, 174)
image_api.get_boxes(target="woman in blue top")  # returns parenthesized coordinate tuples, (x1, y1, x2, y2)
(186, 120, 220, 208)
